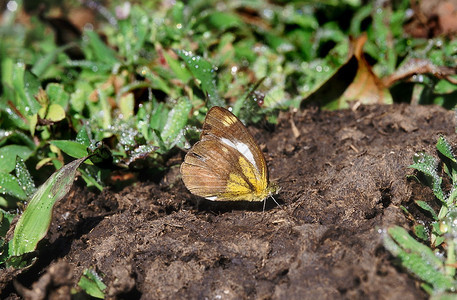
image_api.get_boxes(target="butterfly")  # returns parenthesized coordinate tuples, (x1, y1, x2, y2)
(180, 106, 279, 208)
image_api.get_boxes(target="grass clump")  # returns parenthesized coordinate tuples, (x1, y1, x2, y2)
(385, 136, 457, 297)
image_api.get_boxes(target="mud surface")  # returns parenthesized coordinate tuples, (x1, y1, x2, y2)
(2, 103, 454, 299)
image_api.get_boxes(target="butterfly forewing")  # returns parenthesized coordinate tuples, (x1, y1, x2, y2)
(181, 107, 271, 202)
(202, 107, 268, 183)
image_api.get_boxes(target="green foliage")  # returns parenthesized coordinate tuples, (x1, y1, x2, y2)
(1, 0, 457, 271)
(78, 268, 106, 299)
(384, 226, 455, 291)
(385, 136, 457, 295)
(175, 49, 224, 107)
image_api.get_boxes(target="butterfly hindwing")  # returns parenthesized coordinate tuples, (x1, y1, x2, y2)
(181, 138, 257, 200)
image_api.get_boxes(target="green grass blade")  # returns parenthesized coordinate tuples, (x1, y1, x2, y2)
(31, 44, 74, 78)
(50, 140, 89, 159)
(85, 30, 118, 66)
(9, 156, 87, 257)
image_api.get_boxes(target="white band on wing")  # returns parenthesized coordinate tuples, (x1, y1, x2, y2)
(220, 137, 258, 170)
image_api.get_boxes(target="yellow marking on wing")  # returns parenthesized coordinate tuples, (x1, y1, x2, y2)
(240, 156, 267, 193)
(226, 173, 251, 194)
(238, 157, 258, 188)
(221, 115, 237, 127)
(224, 156, 268, 200)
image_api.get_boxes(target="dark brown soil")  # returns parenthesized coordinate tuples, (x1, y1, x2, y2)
(2, 103, 453, 299)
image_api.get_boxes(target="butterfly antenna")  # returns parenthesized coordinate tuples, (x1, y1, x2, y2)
(270, 195, 282, 209)
(263, 194, 283, 212)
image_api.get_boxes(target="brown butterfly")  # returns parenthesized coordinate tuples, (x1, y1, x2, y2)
(180, 106, 279, 207)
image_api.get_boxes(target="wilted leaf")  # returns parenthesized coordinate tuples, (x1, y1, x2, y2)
(301, 34, 392, 109)
(340, 34, 392, 106)
(382, 58, 457, 88)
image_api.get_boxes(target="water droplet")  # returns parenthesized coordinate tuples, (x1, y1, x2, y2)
(6, 0, 18, 12)
(262, 8, 273, 19)
(84, 23, 94, 31)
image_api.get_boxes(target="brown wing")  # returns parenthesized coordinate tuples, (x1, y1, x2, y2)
(180, 107, 269, 201)
(180, 138, 254, 200)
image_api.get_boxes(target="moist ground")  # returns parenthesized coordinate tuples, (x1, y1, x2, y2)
(2, 103, 452, 299)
